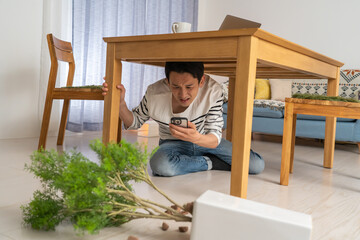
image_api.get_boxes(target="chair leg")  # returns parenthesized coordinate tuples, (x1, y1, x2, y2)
(38, 98, 53, 150)
(57, 99, 70, 145)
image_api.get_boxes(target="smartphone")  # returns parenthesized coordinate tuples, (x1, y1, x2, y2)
(170, 117, 188, 128)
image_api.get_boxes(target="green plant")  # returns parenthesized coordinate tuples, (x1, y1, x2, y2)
(292, 93, 360, 103)
(21, 140, 191, 234)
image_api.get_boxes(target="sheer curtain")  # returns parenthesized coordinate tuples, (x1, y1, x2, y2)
(67, 0, 198, 132)
(39, 0, 72, 136)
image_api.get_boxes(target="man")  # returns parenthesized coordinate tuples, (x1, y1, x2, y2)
(102, 62, 264, 176)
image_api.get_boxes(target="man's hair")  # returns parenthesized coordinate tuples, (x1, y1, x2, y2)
(165, 62, 204, 83)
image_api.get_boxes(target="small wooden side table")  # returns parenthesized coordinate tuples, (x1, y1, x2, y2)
(280, 98, 360, 186)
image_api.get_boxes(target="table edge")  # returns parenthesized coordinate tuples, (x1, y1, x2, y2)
(103, 28, 344, 68)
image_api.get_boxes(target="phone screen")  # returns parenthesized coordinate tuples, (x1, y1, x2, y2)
(170, 117, 188, 128)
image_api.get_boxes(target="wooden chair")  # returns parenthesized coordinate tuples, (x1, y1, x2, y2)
(38, 33, 114, 149)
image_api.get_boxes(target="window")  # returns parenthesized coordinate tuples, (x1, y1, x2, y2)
(67, 0, 198, 132)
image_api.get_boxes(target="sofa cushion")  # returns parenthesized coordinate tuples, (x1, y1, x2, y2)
(291, 69, 360, 100)
(253, 107, 284, 118)
(255, 79, 271, 99)
(223, 100, 285, 118)
(296, 114, 356, 122)
(253, 99, 285, 118)
(252, 117, 359, 142)
(340, 70, 360, 99)
(270, 79, 292, 101)
(292, 79, 327, 96)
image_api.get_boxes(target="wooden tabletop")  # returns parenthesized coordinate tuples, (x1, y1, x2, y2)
(104, 28, 343, 79)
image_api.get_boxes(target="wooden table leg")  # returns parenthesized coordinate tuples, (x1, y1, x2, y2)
(289, 113, 297, 173)
(230, 36, 258, 198)
(323, 68, 340, 168)
(281, 102, 295, 186)
(226, 77, 235, 142)
(102, 43, 122, 144)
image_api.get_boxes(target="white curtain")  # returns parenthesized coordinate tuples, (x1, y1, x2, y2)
(67, 0, 199, 132)
(39, 0, 72, 136)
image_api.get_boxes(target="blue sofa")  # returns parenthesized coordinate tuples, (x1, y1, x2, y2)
(222, 70, 360, 146)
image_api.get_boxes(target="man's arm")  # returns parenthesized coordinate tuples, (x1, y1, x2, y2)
(202, 97, 224, 145)
(102, 82, 133, 128)
(118, 94, 134, 128)
(194, 133, 219, 149)
(169, 122, 219, 148)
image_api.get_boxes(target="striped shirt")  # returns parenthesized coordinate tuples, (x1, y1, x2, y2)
(127, 75, 224, 145)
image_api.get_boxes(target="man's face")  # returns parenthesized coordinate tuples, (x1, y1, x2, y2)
(168, 72, 205, 108)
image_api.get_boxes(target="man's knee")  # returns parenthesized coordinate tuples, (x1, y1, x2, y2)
(149, 151, 176, 177)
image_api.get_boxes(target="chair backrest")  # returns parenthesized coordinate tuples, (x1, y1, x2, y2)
(47, 33, 75, 87)
(47, 34, 74, 63)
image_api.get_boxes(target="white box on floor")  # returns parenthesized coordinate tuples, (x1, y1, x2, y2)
(190, 190, 312, 240)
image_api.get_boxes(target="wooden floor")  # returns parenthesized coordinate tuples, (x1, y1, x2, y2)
(0, 131, 359, 240)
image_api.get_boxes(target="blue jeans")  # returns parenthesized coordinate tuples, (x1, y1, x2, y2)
(149, 138, 264, 177)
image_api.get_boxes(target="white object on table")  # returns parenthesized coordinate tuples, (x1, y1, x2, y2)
(172, 22, 191, 33)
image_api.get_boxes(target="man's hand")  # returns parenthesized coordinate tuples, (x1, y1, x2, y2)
(102, 77, 126, 102)
(169, 121, 219, 148)
(169, 121, 201, 143)
(101, 77, 134, 128)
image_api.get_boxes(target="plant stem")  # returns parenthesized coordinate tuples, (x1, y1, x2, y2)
(107, 174, 191, 222)
(126, 166, 185, 211)
(109, 210, 191, 221)
(142, 167, 186, 211)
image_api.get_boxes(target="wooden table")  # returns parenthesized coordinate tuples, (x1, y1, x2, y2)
(281, 98, 360, 186)
(102, 28, 343, 198)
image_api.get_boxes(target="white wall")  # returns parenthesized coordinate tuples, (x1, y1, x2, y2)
(198, 0, 360, 69)
(0, 0, 72, 140)
(0, 0, 43, 139)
